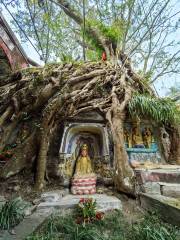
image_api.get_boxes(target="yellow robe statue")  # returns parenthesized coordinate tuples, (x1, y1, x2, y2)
(74, 144, 93, 176)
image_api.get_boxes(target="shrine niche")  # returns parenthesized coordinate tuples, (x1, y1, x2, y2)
(124, 121, 161, 165)
(57, 111, 113, 189)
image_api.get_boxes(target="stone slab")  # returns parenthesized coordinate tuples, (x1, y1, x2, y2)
(38, 194, 122, 212)
(139, 193, 180, 227)
(41, 189, 69, 202)
(142, 182, 161, 194)
(0, 208, 54, 240)
(160, 183, 180, 198)
(135, 167, 180, 184)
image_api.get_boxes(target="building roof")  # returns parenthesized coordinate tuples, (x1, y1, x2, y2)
(0, 12, 39, 67)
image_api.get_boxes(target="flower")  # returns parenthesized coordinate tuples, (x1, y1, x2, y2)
(79, 198, 85, 203)
(96, 212, 104, 220)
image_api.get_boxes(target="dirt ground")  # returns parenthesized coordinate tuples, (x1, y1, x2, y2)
(0, 171, 144, 224)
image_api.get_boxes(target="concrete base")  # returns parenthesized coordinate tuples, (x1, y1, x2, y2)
(38, 194, 122, 212)
(139, 193, 180, 227)
(160, 183, 180, 198)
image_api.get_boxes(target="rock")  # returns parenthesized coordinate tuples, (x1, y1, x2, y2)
(9, 229, 16, 235)
(32, 198, 42, 205)
(24, 205, 37, 217)
(161, 183, 180, 198)
(142, 182, 161, 194)
(41, 189, 69, 202)
(13, 185, 20, 192)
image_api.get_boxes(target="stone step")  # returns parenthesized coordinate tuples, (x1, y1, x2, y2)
(135, 167, 180, 185)
(159, 182, 180, 198)
(139, 181, 180, 197)
(38, 194, 122, 212)
(139, 193, 180, 227)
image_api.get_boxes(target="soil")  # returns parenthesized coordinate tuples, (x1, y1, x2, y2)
(0, 173, 144, 224)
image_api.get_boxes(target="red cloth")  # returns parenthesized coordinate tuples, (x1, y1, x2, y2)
(102, 52, 107, 61)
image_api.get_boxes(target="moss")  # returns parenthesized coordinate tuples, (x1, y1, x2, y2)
(163, 198, 180, 209)
(82, 18, 125, 58)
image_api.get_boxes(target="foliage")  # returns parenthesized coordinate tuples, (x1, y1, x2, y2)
(128, 94, 180, 124)
(76, 198, 97, 222)
(26, 214, 104, 240)
(1, 0, 180, 83)
(128, 213, 179, 240)
(26, 211, 179, 240)
(0, 197, 30, 230)
(75, 198, 104, 224)
(85, 18, 124, 48)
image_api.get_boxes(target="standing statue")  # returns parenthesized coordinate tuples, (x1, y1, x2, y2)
(143, 127, 153, 148)
(132, 126, 144, 148)
(74, 144, 93, 176)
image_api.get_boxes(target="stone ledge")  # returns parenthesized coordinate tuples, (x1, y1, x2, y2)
(38, 194, 122, 212)
(139, 193, 180, 227)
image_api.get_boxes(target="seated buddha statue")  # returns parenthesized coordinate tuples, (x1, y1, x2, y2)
(132, 126, 144, 148)
(74, 144, 94, 176)
(71, 144, 96, 195)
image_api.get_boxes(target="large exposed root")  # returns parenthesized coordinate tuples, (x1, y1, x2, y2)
(0, 61, 155, 192)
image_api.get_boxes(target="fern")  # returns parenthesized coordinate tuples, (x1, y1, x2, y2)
(128, 94, 180, 124)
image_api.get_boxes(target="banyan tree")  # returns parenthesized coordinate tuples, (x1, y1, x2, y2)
(0, 0, 180, 194)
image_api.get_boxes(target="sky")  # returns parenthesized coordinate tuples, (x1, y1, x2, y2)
(1, 1, 180, 97)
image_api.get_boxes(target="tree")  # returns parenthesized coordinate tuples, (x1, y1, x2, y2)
(1, 0, 80, 63)
(1, 0, 180, 83)
(0, 0, 180, 194)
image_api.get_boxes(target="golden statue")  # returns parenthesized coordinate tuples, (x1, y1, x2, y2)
(74, 144, 93, 176)
(132, 126, 144, 148)
(143, 127, 153, 148)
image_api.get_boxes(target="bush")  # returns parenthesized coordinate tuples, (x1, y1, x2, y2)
(0, 197, 30, 230)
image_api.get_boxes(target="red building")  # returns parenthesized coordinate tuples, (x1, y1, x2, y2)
(0, 13, 38, 79)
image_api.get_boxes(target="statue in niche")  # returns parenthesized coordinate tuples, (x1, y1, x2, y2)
(132, 126, 144, 148)
(143, 127, 153, 148)
(71, 143, 96, 194)
(124, 128, 131, 148)
(74, 144, 94, 176)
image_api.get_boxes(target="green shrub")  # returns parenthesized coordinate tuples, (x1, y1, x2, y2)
(0, 197, 30, 230)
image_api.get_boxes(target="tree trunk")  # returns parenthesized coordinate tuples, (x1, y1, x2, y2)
(35, 130, 49, 190)
(106, 84, 134, 194)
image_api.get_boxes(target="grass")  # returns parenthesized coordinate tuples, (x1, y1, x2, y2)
(26, 211, 180, 240)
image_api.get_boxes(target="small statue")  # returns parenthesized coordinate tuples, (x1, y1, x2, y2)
(74, 144, 93, 176)
(132, 126, 144, 148)
(143, 127, 153, 148)
(124, 128, 131, 148)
